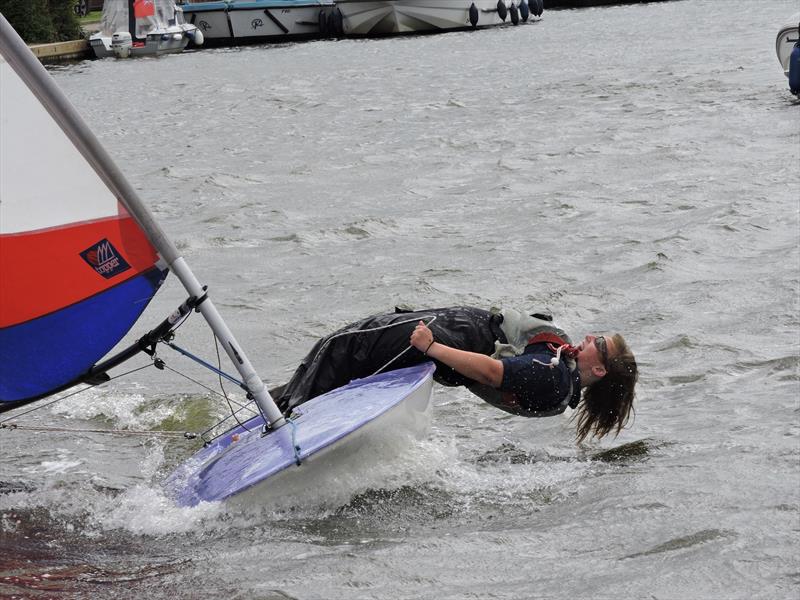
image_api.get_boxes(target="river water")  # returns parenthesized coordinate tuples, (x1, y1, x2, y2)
(2, 0, 799, 598)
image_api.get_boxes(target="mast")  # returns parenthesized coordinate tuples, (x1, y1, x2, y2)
(0, 14, 285, 429)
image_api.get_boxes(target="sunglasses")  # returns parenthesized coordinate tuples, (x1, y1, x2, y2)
(595, 336, 609, 367)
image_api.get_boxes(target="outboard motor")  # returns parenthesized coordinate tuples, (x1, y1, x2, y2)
(790, 26, 800, 96)
(111, 31, 132, 58)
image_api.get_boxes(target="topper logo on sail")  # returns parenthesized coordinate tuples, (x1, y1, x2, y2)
(80, 239, 131, 279)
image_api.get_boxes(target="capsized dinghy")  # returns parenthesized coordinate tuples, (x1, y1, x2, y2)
(0, 14, 433, 506)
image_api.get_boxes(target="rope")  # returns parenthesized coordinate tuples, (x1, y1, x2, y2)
(159, 363, 256, 413)
(0, 363, 155, 426)
(166, 341, 245, 388)
(303, 314, 438, 379)
(214, 334, 251, 432)
(0, 422, 195, 438)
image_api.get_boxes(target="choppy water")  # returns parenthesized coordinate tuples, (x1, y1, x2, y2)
(2, 0, 799, 598)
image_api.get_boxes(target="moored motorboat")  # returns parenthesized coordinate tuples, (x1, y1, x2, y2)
(332, 0, 543, 37)
(90, 0, 204, 58)
(179, 0, 335, 44)
(776, 13, 799, 95)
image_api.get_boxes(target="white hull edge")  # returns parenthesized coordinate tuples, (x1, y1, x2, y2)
(227, 374, 433, 508)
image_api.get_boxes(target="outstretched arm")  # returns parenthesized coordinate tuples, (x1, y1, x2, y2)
(410, 321, 504, 387)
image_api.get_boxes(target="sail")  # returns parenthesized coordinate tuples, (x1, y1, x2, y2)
(0, 35, 167, 404)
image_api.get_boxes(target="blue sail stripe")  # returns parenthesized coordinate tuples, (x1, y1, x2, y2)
(0, 269, 165, 403)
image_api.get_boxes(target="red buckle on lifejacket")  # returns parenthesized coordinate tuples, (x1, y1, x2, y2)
(527, 332, 579, 359)
(527, 332, 568, 347)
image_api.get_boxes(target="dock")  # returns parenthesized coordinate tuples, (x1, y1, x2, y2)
(29, 39, 91, 62)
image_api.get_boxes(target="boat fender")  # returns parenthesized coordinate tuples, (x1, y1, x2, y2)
(497, 0, 507, 22)
(188, 28, 204, 46)
(520, 0, 530, 21)
(789, 35, 800, 96)
(318, 9, 327, 35)
(331, 7, 344, 36)
(510, 2, 519, 25)
(469, 3, 479, 28)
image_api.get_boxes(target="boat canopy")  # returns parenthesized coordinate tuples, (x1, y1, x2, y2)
(100, 0, 187, 38)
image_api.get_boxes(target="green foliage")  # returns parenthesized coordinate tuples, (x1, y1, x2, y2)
(1, 0, 54, 43)
(48, 0, 82, 41)
(1, 0, 82, 43)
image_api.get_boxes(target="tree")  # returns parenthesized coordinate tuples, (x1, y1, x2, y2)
(0, 0, 82, 44)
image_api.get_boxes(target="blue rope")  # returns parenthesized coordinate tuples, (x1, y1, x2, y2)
(166, 342, 245, 388)
(286, 418, 302, 466)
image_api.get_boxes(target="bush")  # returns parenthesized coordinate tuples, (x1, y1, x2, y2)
(48, 0, 82, 41)
(0, 0, 82, 43)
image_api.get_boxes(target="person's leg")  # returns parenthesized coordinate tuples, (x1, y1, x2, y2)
(274, 306, 505, 410)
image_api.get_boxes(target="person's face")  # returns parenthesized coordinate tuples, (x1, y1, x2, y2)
(577, 334, 616, 379)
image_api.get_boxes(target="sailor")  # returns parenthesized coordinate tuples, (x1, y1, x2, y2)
(272, 306, 638, 443)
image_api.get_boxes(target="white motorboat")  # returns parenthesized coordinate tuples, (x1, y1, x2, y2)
(776, 12, 799, 95)
(180, 0, 335, 43)
(90, 0, 204, 58)
(332, 0, 543, 37)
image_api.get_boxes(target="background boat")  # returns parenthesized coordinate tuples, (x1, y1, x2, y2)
(180, 0, 336, 44)
(333, 0, 542, 36)
(90, 0, 203, 58)
(776, 13, 799, 75)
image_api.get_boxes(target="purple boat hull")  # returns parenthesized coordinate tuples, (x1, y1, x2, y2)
(165, 362, 435, 506)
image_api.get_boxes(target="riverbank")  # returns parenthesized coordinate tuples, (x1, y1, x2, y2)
(30, 38, 90, 61)
(30, 20, 99, 62)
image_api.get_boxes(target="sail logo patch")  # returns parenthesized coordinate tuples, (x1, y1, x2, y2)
(80, 239, 131, 279)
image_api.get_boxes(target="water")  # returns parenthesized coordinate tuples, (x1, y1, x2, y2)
(2, 0, 799, 597)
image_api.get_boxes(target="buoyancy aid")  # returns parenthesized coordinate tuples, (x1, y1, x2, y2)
(468, 308, 579, 417)
(491, 308, 573, 357)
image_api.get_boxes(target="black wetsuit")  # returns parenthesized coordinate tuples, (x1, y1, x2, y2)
(272, 307, 503, 411)
(273, 306, 581, 416)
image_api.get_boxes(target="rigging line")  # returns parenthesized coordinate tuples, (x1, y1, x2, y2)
(0, 363, 155, 426)
(197, 405, 261, 443)
(369, 315, 438, 376)
(0, 423, 194, 438)
(165, 341, 244, 388)
(159, 363, 258, 414)
(306, 315, 439, 378)
(170, 305, 193, 333)
(214, 333, 251, 432)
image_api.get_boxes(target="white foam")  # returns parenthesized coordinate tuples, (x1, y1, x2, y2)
(89, 484, 223, 536)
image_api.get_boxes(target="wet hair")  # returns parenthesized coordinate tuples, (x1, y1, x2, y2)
(573, 334, 638, 443)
